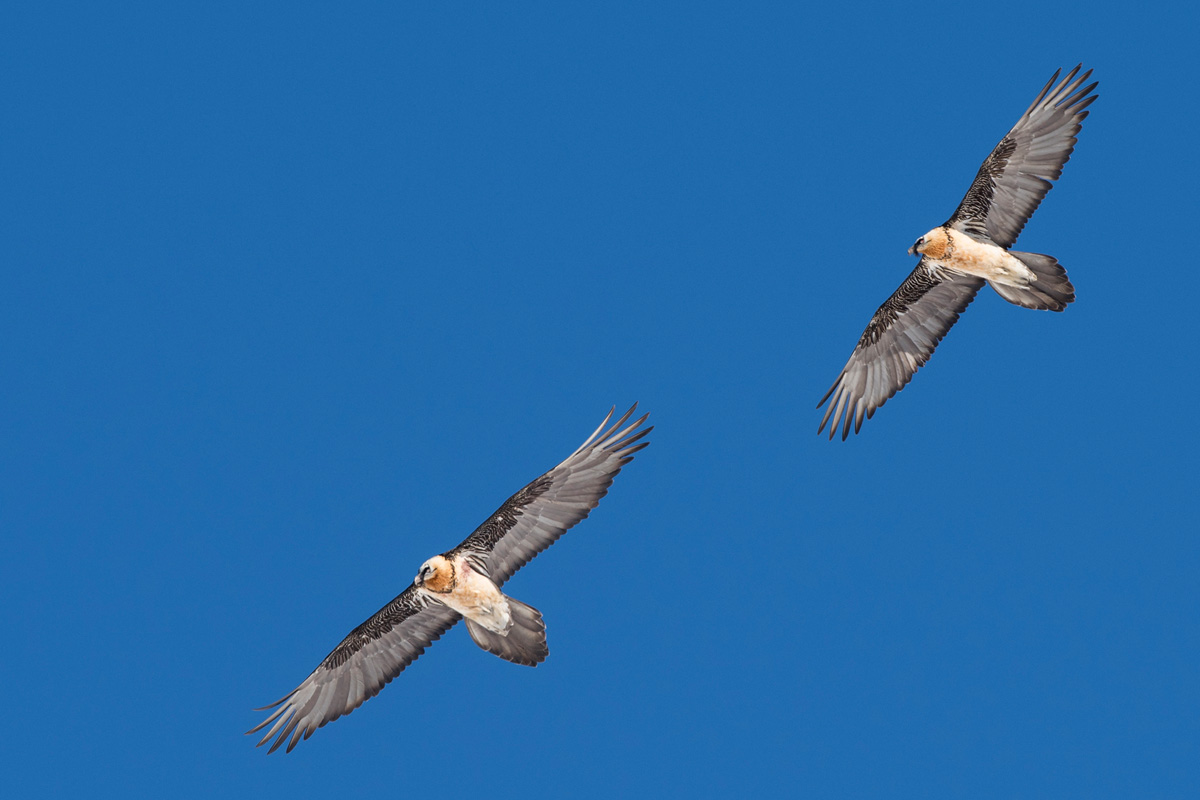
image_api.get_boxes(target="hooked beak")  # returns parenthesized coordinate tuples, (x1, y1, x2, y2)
(908, 244, 917, 256)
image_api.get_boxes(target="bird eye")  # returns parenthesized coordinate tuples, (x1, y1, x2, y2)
(917, 237, 925, 248)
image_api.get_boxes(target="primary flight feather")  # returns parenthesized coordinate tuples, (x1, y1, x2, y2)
(818, 66, 1098, 440)
(248, 405, 650, 753)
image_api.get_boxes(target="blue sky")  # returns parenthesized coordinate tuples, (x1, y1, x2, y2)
(2, 1, 1197, 797)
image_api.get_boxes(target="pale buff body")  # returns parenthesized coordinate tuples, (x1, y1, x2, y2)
(916, 227, 1035, 288)
(415, 555, 513, 634)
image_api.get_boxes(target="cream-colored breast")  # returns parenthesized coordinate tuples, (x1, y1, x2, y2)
(442, 558, 513, 634)
(940, 229, 1034, 287)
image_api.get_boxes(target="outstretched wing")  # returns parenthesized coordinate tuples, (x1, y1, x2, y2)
(818, 263, 984, 440)
(948, 66, 1098, 249)
(449, 405, 651, 585)
(248, 586, 460, 754)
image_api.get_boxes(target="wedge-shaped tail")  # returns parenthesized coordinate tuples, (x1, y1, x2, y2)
(466, 595, 548, 666)
(989, 251, 1075, 311)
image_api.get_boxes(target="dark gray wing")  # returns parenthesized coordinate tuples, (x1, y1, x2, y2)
(948, 66, 1098, 248)
(449, 405, 650, 585)
(248, 586, 459, 754)
(817, 263, 984, 439)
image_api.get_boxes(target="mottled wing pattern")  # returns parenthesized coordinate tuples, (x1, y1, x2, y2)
(248, 586, 460, 753)
(818, 263, 985, 439)
(450, 405, 651, 585)
(949, 66, 1098, 248)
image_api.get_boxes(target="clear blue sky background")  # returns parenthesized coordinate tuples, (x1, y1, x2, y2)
(2, 2, 1196, 797)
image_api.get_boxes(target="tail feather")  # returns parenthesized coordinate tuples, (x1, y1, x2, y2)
(466, 596, 548, 667)
(989, 251, 1075, 311)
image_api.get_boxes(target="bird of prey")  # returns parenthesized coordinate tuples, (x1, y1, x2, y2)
(817, 66, 1098, 440)
(248, 405, 650, 753)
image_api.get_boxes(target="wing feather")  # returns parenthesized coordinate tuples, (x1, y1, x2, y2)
(247, 586, 460, 753)
(449, 405, 651, 585)
(818, 263, 984, 439)
(948, 65, 1098, 248)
